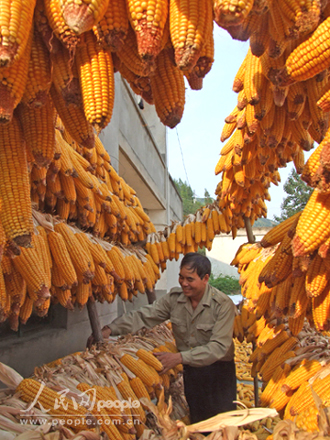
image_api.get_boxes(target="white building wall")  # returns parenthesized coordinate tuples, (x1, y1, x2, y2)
(206, 228, 272, 279)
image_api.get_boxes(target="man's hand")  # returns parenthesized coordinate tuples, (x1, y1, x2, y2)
(86, 325, 112, 349)
(153, 351, 183, 374)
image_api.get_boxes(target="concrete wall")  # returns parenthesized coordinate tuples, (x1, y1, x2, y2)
(0, 74, 183, 378)
(0, 301, 118, 378)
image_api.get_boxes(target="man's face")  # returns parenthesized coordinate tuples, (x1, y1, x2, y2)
(178, 265, 209, 302)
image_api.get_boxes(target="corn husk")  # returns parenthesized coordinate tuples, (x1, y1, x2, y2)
(185, 407, 278, 433)
(0, 363, 23, 389)
(0, 430, 15, 440)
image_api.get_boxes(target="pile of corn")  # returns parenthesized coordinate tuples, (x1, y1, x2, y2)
(0, 324, 187, 438)
(214, 0, 330, 233)
(233, 295, 330, 431)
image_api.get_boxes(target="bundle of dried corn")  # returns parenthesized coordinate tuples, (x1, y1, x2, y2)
(214, 0, 330, 234)
(0, 206, 161, 328)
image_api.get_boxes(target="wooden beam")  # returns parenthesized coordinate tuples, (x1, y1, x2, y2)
(244, 216, 259, 407)
(87, 298, 104, 344)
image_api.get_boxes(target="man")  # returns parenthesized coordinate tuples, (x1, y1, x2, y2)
(89, 252, 237, 423)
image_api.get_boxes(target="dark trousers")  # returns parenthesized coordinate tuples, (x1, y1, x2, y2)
(183, 359, 237, 424)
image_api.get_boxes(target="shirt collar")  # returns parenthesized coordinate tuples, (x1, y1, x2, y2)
(176, 283, 212, 306)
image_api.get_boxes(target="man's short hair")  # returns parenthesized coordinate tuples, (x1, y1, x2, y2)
(180, 252, 211, 279)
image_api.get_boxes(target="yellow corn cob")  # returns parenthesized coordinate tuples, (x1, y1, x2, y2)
(0, 263, 9, 316)
(260, 363, 291, 407)
(61, 0, 110, 35)
(288, 312, 306, 336)
(232, 55, 247, 92)
(93, 0, 128, 51)
(281, 359, 322, 395)
(292, 190, 330, 257)
(284, 16, 330, 83)
(150, 47, 185, 128)
(56, 199, 70, 220)
(47, 231, 78, 288)
(193, 23, 214, 78)
(126, 0, 169, 61)
(19, 296, 34, 324)
(288, 275, 309, 319)
(17, 97, 56, 168)
(317, 86, 330, 113)
(75, 383, 125, 438)
(50, 85, 95, 149)
(51, 45, 82, 107)
(17, 379, 89, 430)
(116, 379, 146, 423)
(260, 337, 298, 380)
(52, 259, 69, 289)
(44, 0, 80, 50)
(295, 405, 319, 432)
(12, 245, 51, 304)
(169, 0, 213, 71)
(118, 60, 154, 102)
(301, 142, 324, 187)
(259, 236, 294, 289)
(145, 253, 160, 277)
(34, 233, 52, 289)
(259, 330, 290, 357)
(117, 25, 155, 76)
(122, 354, 161, 388)
(214, 0, 254, 27)
(75, 281, 91, 307)
(306, 254, 329, 297)
(136, 348, 163, 372)
(53, 223, 94, 284)
(35, 297, 51, 317)
(312, 285, 330, 331)
(129, 377, 151, 401)
(76, 31, 115, 132)
(105, 248, 124, 282)
(21, 28, 52, 108)
(0, 0, 36, 67)
(0, 26, 32, 123)
(285, 372, 330, 419)
(59, 173, 77, 204)
(243, 49, 265, 106)
(0, 116, 33, 247)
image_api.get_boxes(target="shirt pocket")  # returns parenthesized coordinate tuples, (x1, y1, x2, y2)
(171, 318, 188, 345)
(195, 323, 214, 345)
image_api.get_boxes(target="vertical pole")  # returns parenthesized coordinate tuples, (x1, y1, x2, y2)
(243, 216, 259, 408)
(87, 297, 104, 344)
(146, 289, 156, 304)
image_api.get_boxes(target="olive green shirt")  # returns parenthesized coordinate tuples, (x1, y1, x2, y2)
(109, 284, 236, 367)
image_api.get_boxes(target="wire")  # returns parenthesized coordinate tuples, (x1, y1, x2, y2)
(175, 127, 191, 188)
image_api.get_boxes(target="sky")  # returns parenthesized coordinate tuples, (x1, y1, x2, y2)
(166, 26, 313, 221)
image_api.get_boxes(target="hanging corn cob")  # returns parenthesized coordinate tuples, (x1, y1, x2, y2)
(75, 31, 115, 132)
(0, 116, 33, 247)
(60, 0, 110, 35)
(126, 0, 169, 61)
(169, 0, 213, 71)
(150, 47, 185, 128)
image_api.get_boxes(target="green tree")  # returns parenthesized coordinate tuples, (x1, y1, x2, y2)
(208, 273, 241, 295)
(174, 178, 211, 218)
(273, 169, 313, 223)
(204, 189, 213, 205)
